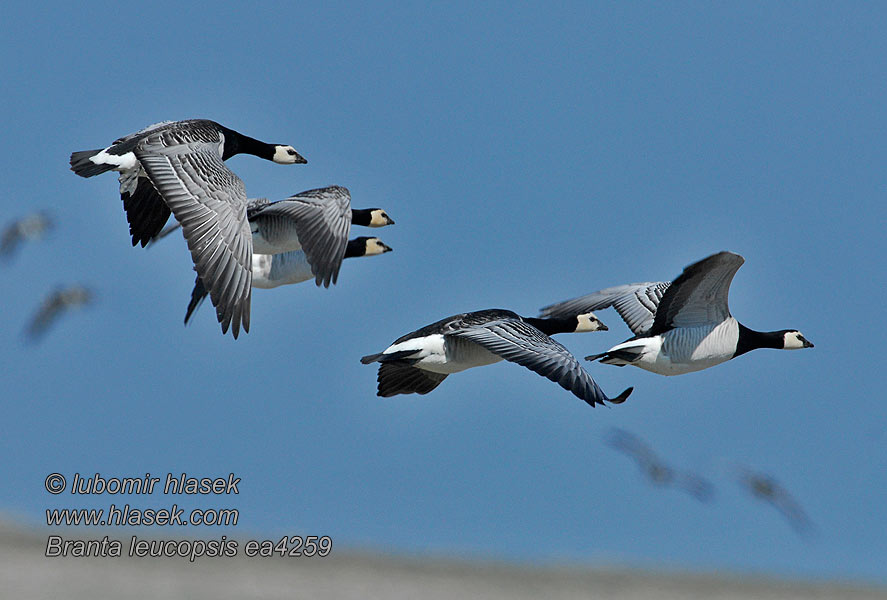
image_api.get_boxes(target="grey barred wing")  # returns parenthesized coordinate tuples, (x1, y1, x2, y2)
(449, 317, 615, 407)
(134, 137, 252, 338)
(249, 186, 352, 287)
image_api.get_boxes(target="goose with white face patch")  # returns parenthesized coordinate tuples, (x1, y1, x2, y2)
(154, 186, 395, 287)
(360, 309, 633, 407)
(541, 251, 813, 376)
(183, 237, 393, 325)
(76, 123, 308, 337)
(70, 119, 306, 247)
(244, 186, 394, 285)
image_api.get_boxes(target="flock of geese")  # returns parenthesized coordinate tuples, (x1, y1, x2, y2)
(61, 118, 814, 406)
(0, 117, 817, 535)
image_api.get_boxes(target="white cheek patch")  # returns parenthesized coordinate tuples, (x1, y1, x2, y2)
(575, 313, 604, 332)
(365, 239, 387, 256)
(273, 146, 296, 163)
(783, 332, 808, 350)
(90, 149, 138, 171)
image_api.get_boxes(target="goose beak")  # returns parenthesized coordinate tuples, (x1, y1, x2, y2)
(802, 337, 814, 348)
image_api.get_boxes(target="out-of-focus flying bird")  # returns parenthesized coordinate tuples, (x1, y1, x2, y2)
(734, 465, 814, 536)
(606, 428, 715, 502)
(25, 285, 94, 342)
(1, 212, 53, 261)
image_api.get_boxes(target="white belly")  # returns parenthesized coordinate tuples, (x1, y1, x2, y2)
(383, 334, 503, 375)
(609, 320, 739, 376)
(251, 251, 313, 289)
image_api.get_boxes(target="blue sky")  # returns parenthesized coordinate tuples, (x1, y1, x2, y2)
(2, 0, 885, 584)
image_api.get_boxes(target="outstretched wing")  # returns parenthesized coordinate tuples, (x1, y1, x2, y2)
(649, 252, 744, 335)
(134, 133, 252, 338)
(249, 186, 352, 287)
(541, 282, 670, 335)
(449, 317, 631, 407)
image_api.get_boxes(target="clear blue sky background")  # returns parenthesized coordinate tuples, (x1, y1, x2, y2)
(2, 0, 885, 585)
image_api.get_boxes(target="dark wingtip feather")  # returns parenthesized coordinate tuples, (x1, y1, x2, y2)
(610, 387, 633, 404)
(360, 353, 384, 364)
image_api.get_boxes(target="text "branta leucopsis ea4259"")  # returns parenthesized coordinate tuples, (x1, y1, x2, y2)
(361, 309, 633, 407)
(540, 251, 813, 376)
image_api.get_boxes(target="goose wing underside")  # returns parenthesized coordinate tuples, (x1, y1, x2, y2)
(649, 252, 744, 335)
(449, 317, 622, 407)
(250, 186, 352, 287)
(376, 362, 448, 397)
(540, 282, 670, 335)
(135, 136, 252, 338)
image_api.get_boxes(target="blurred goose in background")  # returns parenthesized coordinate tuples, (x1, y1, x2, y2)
(70, 119, 306, 247)
(184, 237, 393, 325)
(25, 285, 93, 342)
(606, 428, 715, 502)
(361, 309, 632, 407)
(733, 465, 814, 536)
(1, 211, 53, 261)
(542, 251, 813, 375)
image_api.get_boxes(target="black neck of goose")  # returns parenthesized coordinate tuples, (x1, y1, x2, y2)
(343, 239, 365, 259)
(523, 316, 579, 335)
(218, 126, 275, 161)
(351, 209, 374, 227)
(735, 323, 785, 357)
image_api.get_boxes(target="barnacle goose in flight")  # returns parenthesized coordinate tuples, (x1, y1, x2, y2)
(155, 186, 394, 283)
(69, 119, 306, 247)
(360, 309, 633, 407)
(76, 123, 307, 338)
(540, 251, 813, 376)
(183, 237, 393, 325)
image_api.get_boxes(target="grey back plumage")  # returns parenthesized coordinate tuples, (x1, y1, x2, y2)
(134, 131, 252, 338)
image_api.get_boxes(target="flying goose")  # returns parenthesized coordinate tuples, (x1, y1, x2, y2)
(112, 126, 263, 337)
(360, 309, 633, 407)
(1, 211, 53, 260)
(154, 186, 395, 287)
(183, 237, 393, 325)
(605, 428, 714, 502)
(541, 252, 813, 376)
(25, 284, 93, 342)
(733, 465, 814, 535)
(70, 119, 306, 247)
